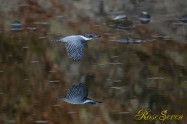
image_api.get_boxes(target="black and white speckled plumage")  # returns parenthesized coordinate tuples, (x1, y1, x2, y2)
(56, 76, 102, 104)
(52, 34, 98, 61)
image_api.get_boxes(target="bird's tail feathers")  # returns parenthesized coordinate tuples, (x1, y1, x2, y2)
(56, 97, 66, 101)
(80, 75, 86, 83)
(51, 38, 64, 43)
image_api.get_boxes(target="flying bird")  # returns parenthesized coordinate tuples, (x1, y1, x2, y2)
(139, 11, 151, 24)
(56, 77, 102, 105)
(113, 15, 127, 21)
(52, 34, 99, 61)
(179, 15, 187, 23)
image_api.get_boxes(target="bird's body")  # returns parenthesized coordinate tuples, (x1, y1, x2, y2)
(56, 78, 102, 105)
(52, 34, 99, 61)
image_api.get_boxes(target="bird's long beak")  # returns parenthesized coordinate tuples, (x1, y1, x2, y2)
(95, 35, 101, 39)
(96, 101, 102, 103)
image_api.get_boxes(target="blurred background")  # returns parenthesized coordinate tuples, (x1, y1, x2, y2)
(0, 0, 187, 124)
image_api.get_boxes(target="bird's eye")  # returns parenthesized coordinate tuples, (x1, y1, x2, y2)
(84, 34, 95, 38)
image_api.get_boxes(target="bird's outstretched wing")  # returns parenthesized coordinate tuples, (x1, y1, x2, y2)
(66, 83, 88, 101)
(65, 40, 87, 61)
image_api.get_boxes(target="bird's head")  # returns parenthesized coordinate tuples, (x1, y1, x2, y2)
(140, 11, 151, 18)
(83, 99, 102, 105)
(80, 34, 99, 41)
